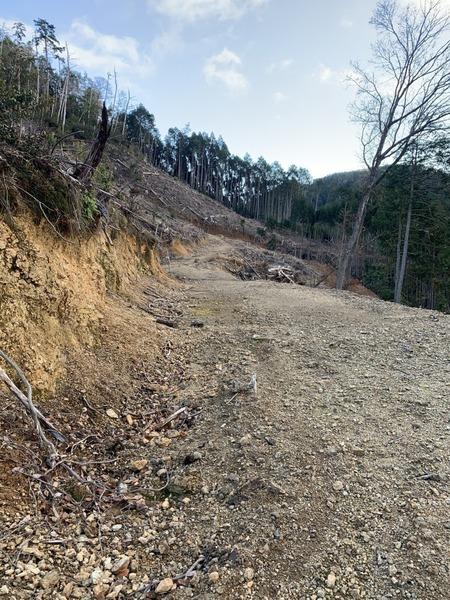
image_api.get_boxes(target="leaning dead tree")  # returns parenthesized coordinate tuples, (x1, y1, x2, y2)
(73, 102, 111, 183)
(337, 0, 450, 289)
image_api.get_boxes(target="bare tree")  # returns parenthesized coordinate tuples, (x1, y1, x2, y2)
(337, 0, 450, 289)
(73, 103, 111, 183)
(394, 145, 418, 302)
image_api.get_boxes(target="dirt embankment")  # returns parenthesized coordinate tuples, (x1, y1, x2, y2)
(0, 211, 163, 393)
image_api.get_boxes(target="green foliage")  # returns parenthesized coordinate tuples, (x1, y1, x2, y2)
(92, 164, 113, 192)
(82, 192, 98, 222)
(266, 217, 277, 230)
(267, 235, 277, 251)
(257, 227, 266, 238)
(362, 265, 393, 302)
(310, 163, 450, 311)
(0, 83, 34, 144)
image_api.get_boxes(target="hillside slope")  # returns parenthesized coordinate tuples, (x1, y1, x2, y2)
(107, 146, 338, 267)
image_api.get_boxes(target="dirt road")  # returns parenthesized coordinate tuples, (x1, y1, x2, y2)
(166, 236, 449, 599)
(1, 235, 448, 600)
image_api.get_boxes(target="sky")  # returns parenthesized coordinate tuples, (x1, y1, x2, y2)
(0, 0, 438, 178)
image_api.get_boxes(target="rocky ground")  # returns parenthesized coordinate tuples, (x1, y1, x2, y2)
(0, 235, 448, 599)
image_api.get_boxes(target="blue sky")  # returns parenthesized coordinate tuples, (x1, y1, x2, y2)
(0, 1, 424, 177)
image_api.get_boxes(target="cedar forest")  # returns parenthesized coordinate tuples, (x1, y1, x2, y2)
(0, 16, 449, 311)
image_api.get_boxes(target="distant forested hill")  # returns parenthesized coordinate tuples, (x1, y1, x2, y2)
(295, 166, 449, 311)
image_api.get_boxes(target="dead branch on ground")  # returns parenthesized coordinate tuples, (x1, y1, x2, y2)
(0, 350, 64, 465)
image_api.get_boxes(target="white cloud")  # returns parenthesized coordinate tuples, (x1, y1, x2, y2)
(268, 58, 294, 73)
(339, 18, 353, 28)
(273, 91, 287, 103)
(318, 65, 333, 83)
(151, 24, 183, 55)
(64, 20, 154, 85)
(204, 48, 248, 93)
(314, 64, 351, 86)
(151, 0, 268, 22)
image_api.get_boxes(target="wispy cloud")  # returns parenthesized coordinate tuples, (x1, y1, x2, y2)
(318, 64, 333, 83)
(204, 48, 248, 93)
(268, 58, 294, 73)
(150, 0, 268, 22)
(273, 91, 287, 103)
(339, 17, 353, 28)
(0, 18, 155, 89)
(151, 23, 183, 56)
(64, 20, 154, 86)
(315, 64, 350, 86)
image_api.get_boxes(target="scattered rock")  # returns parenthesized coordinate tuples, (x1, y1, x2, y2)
(91, 567, 104, 585)
(190, 319, 204, 327)
(244, 567, 254, 581)
(184, 451, 202, 465)
(41, 570, 60, 590)
(351, 446, 365, 456)
(130, 459, 148, 472)
(155, 578, 174, 594)
(239, 434, 252, 446)
(106, 408, 119, 419)
(106, 585, 123, 599)
(333, 481, 344, 492)
(326, 572, 337, 588)
(111, 556, 130, 576)
(93, 583, 108, 599)
(62, 582, 74, 598)
(209, 571, 220, 583)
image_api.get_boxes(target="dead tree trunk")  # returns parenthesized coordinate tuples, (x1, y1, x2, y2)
(394, 195, 413, 303)
(394, 214, 402, 300)
(73, 103, 111, 183)
(336, 185, 374, 290)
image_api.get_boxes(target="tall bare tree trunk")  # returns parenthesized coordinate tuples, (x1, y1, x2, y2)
(336, 184, 374, 289)
(394, 195, 412, 303)
(121, 89, 131, 137)
(394, 214, 402, 301)
(394, 149, 417, 303)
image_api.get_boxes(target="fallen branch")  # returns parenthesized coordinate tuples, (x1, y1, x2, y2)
(155, 407, 187, 431)
(0, 350, 65, 465)
(50, 130, 84, 156)
(173, 555, 205, 582)
(312, 267, 334, 288)
(155, 317, 178, 328)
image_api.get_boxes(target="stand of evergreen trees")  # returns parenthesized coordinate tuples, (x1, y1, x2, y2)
(0, 19, 448, 311)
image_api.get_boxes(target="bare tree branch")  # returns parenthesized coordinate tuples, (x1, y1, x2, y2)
(337, 0, 450, 289)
